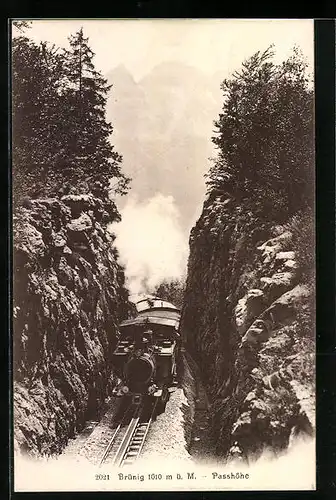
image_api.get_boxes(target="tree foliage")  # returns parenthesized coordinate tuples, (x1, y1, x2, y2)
(12, 21, 32, 33)
(206, 46, 314, 222)
(285, 208, 315, 284)
(153, 278, 185, 309)
(12, 37, 67, 200)
(12, 28, 130, 208)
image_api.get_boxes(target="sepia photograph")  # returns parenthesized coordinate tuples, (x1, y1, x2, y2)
(11, 18, 315, 492)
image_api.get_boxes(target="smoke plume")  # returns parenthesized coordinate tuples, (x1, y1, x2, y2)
(109, 194, 188, 295)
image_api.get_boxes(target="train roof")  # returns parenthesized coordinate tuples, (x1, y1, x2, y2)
(135, 297, 180, 313)
(120, 316, 180, 331)
(120, 295, 180, 332)
(120, 307, 180, 331)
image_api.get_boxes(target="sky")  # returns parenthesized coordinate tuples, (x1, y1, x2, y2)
(13, 19, 314, 294)
(18, 19, 314, 81)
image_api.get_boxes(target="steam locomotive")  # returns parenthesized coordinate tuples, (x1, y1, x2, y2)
(111, 297, 180, 410)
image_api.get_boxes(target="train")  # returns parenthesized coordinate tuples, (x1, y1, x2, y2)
(111, 296, 180, 412)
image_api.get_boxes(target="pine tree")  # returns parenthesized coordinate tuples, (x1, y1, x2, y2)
(62, 28, 130, 199)
(12, 27, 130, 208)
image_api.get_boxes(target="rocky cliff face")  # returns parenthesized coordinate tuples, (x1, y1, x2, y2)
(13, 195, 131, 457)
(180, 193, 315, 462)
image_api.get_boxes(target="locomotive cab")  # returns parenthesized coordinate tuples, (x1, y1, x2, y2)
(111, 297, 180, 401)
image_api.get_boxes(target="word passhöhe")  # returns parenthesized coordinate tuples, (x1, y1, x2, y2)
(212, 472, 250, 479)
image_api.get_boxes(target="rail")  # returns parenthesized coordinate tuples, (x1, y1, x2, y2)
(99, 399, 157, 468)
(119, 399, 158, 467)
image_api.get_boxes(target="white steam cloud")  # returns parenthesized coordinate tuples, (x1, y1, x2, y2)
(109, 194, 188, 295)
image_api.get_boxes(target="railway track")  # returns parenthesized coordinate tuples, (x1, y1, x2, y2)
(99, 399, 158, 468)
